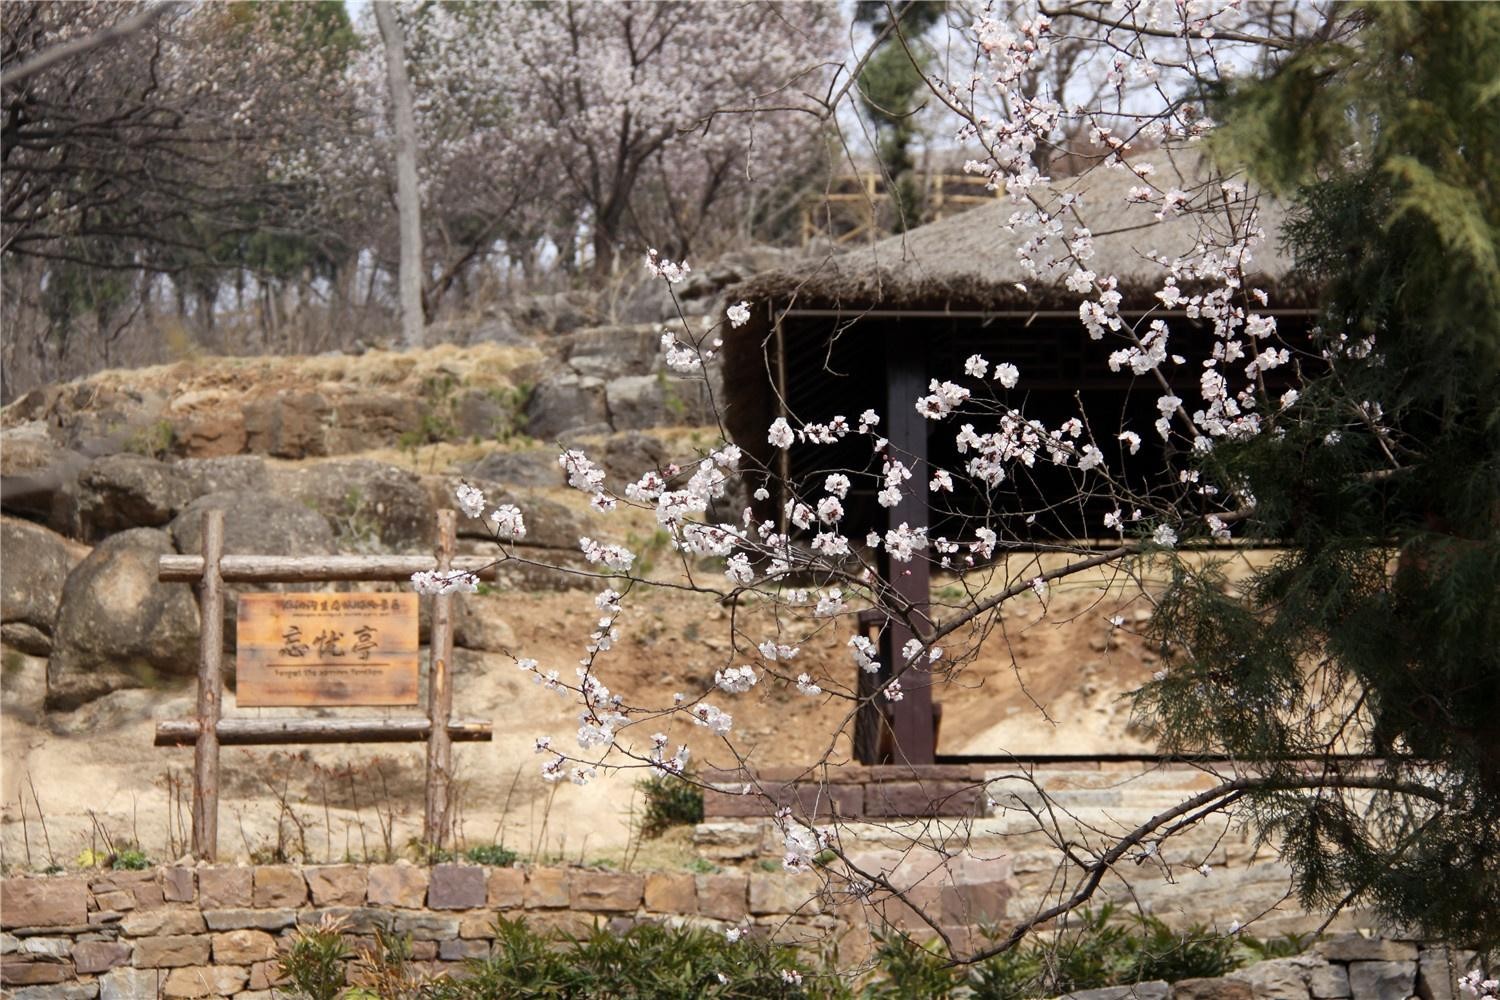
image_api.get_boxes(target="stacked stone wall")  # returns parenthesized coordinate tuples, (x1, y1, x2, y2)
(0, 862, 834, 998)
(0, 865, 1479, 1000)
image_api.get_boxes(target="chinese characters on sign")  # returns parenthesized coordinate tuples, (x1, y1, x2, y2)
(236, 594, 419, 706)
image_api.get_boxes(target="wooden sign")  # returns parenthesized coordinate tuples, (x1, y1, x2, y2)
(236, 593, 419, 707)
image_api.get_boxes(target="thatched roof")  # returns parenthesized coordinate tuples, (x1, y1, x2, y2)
(732, 147, 1317, 314)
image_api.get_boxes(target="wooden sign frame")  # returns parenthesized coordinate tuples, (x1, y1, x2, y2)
(156, 509, 496, 860)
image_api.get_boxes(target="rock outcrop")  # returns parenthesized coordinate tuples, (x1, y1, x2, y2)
(47, 528, 200, 710)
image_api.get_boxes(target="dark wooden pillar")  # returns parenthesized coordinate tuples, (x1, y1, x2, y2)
(878, 327, 934, 765)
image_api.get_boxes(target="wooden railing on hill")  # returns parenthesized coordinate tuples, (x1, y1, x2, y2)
(801, 171, 1003, 246)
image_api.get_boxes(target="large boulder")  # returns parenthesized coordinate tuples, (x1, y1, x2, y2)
(0, 517, 82, 655)
(463, 450, 561, 490)
(169, 491, 337, 557)
(175, 455, 272, 499)
(283, 460, 436, 553)
(565, 325, 662, 378)
(0, 426, 89, 533)
(604, 375, 712, 430)
(47, 528, 201, 709)
(243, 391, 330, 459)
(170, 401, 248, 458)
(74, 453, 194, 541)
(426, 475, 588, 551)
(168, 491, 339, 658)
(524, 374, 609, 441)
(601, 431, 667, 483)
(323, 394, 424, 453)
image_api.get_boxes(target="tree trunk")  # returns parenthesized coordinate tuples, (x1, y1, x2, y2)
(374, 2, 424, 350)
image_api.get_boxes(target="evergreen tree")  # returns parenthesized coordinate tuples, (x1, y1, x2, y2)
(1139, 2, 1500, 947)
(854, 2, 945, 231)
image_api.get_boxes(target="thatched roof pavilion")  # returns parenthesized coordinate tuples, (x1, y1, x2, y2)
(721, 148, 1319, 765)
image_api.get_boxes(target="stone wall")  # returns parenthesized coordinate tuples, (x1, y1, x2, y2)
(0, 861, 837, 998)
(1049, 935, 1474, 1000)
(699, 761, 1370, 939)
(0, 865, 1479, 1000)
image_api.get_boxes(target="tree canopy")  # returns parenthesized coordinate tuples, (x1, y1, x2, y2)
(1141, 0, 1500, 948)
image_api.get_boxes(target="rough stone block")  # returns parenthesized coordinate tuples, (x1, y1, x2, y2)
(643, 873, 696, 914)
(938, 881, 1006, 924)
(252, 867, 306, 908)
(161, 964, 248, 998)
(161, 869, 194, 904)
(1230, 957, 1317, 1000)
(201, 909, 296, 931)
(1, 960, 74, 986)
(1347, 961, 1416, 1000)
(120, 906, 206, 937)
(524, 869, 570, 909)
(247, 960, 283, 991)
(392, 914, 461, 942)
(11, 984, 101, 999)
(20, 937, 71, 958)
(132, 935, 210, 969)
(459, 912, 499, 939)
(294, 907, 392, 936)
(570, 872, 643, 913)
(93, 891, 134, 913)
(367, 866, 428, 908)
(197, 869, 252, 910)
(428, 865, 487, 910)
(1310, 962, 1352, 998)
(99, 966, 162, 1000)
(1319, 935, 1418, 964)
(0, 932, 16, 954)
(305, 866, 367, 907)
(93, 872, 164, 912)
(695, 875, 748, 922)
(864, 781, 981, 818)
(486, 868, 524, 908)
(1062, 983, 1169, 999)
(210, 929, 276, 965)
(410, 940, 438, 961)
(1417, 945, 1458, 1000)
(72, 940, 132, 974)
(748, 874, 819, 916)
(1172, 977, 1253, 1000)
(439, 939, 490, 961)
(2, 879, 88, 929)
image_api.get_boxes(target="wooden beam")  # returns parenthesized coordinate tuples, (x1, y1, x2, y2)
(880, 325, 935, 765)
(424, 510, 457, 848)
(159, 554, 499, 583)
(191, 510, 225, 861)
(155, 717, 494, 747)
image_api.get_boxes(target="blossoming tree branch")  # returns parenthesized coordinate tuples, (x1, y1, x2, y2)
(414, 0, 1497, 960)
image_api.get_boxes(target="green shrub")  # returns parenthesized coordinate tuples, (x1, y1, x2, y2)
(1238, 931, 1313, 963)
(866, 906, 1243, 1000)
(424, 918, 844, 999)
(637, 773, 704, 839)
(464, 844, 519, 867)
(278, 916, 349, 1000)
(110, 848, 151, 871)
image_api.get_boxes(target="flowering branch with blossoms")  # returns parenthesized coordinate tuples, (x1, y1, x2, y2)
(401, 0, 1490, 964)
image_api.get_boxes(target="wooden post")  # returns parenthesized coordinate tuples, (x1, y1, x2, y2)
(423, 509, 457, 848)
(192, 509, 225, 860)
(880, 326, 935, 765)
